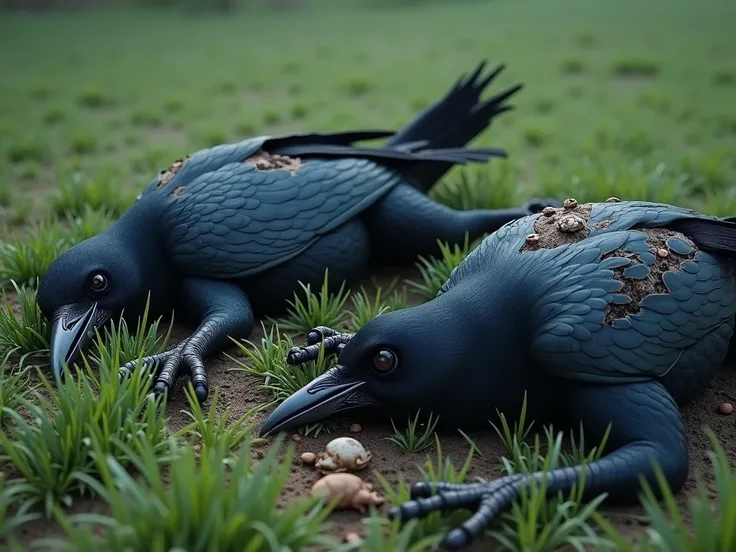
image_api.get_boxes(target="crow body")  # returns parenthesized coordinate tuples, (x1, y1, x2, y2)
(37, 60, 555, 401)
(262, 199, 736, 548)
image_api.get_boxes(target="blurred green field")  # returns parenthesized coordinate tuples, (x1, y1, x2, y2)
(1, 0, 735, 229)
(0, 0, 735, 550)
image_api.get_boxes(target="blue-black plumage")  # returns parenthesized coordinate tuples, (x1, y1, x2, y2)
(261, 199, 736, 548)
(37, 60, 556, 401)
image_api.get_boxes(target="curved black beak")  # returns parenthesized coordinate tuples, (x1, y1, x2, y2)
(258, 365, 376, 437)
(49, 303, 111, 380)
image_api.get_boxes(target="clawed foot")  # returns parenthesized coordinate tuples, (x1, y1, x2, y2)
(388, 476, 526, 549)
(119, 340, 209, 402)
(286, 326, 355, 365)
(523, 197, 562, 214)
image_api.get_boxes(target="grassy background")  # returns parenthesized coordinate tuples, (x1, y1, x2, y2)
(0, 0, 735, 550)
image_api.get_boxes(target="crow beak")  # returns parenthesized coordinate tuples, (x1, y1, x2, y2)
(258, 365, 376, 437)
(49, 302, 111, 380)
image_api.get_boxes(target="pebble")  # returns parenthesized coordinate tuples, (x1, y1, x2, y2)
(657, 248, 669, 258)
(349, 423, 362, 433)
(344, 532, 361, 543)
(525, 233, 540, 244)
(716, 402, 734, 415)
(542, 206, 556, 217)
(291, 434, 302, 442)
(563, 198, 578, 210)
(301, 452, 316, 465)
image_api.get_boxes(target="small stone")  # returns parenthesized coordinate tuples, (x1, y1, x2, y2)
(344, 532, 361, 543)
(291, 434, 302, 442)
(349, 423, 362, 433)
(301, 452, 316, 465)
(525, 233, 540, 244)
(606, 197, 621, 203)
(542, 206, 556, 217)
(716, 402, 734, 415)
(657, 248, 669, 258)
(563, 198, 578, 210)
(556, 215, 586, 233)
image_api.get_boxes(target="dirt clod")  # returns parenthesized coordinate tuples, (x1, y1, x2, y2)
(292, 434, 302, 442)
(604, 227, 697, 324)
(556, 214, 586, 233)
(171, 185, 186, 196)
(315, 437, 372, 474)
(542, 206, 556, 217)
(244, 149, 301, 175)
(716, 402, 734, 415)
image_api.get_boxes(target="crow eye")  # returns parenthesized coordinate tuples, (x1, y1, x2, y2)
(89, 273, 107, 293)
(371, 348, 397, 375)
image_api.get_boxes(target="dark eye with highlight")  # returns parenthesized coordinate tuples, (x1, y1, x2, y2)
(88, 273, 108, 293)
(371, 348, 397, 375)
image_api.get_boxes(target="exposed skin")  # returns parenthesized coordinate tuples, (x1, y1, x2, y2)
(259, 200, 736, 549)
(36, 60, 558, 402)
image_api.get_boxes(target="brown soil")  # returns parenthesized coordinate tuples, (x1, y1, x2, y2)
(7, 267, 736, 551)
(244, 149, 302, 175)
(521, 200, 593, 251)
(156, 156, 188, 188)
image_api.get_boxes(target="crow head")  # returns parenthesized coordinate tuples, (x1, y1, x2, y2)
(258, 286, 531, 437)
(37, 229, 173, 380)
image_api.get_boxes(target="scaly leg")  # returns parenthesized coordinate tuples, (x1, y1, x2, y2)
(119, 278, 254, 402)
(388, 379, 689, 549)
(362, 183, 559, 264)
(286, 325, 354, 365)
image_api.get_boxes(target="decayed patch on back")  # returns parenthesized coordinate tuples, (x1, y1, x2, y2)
(156, 156, 189, 188)
(603, 227, 698, 324)
(244, 149, 301, 175)
(521, 198, 593, 251)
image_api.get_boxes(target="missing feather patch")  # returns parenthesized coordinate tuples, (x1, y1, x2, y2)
(521, 199, 593, 251)
(603, 227, 697, 324)
(245, 150, 301, 175)
(157, 156, 188, 188)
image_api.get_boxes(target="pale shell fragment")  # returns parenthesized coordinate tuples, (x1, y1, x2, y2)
(310, 473, 385, 513)
(315, 437, 372, 474)
(556, 215, 586, 233)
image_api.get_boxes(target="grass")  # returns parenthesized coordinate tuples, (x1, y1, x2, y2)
(386, 410, 440, 453)
(0, 0, 735, 548)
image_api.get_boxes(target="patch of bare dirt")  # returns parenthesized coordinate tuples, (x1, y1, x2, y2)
(521, 199, 593, 251)
(244, 149, 302, 175)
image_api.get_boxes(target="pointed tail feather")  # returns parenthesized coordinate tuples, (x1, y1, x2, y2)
(668, 217, 736, 257)
(385, 60, 523, 191)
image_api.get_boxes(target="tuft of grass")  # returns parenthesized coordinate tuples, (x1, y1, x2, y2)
(348, 283, 396, 332)
(76, 86, 114, 108)
(0, 356, 169, 518)
(561, 58, 586, 75)
(89, 294, 173, 368)
(430, 166, 517, 211)
(0, 472, 40, 541)
(712, 69, 735, 87)
(7, 137, 47, 164)
(274, 269, 351, 334)
(173, 384, 266, 457)
(42, 435, 337, 552)
(68, 132, 98, 155)
(612, 57, 660, 78)
(0, 363, 35, 426)
(0, 280, 51, 365)
(386, 410, 440, 453)
(342, 76, 375, 97)
(229, 324, 338, 437)
(406, 234, 474, 299)
(49, 171, 132, 218)
(594, 430, 736, 552)
(63, 205, 116, 244)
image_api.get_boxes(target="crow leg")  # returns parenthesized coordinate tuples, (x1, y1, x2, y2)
(362, 183, 558, 264)
(119, 278, 254, 403)
(388, 379, 689, 549)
